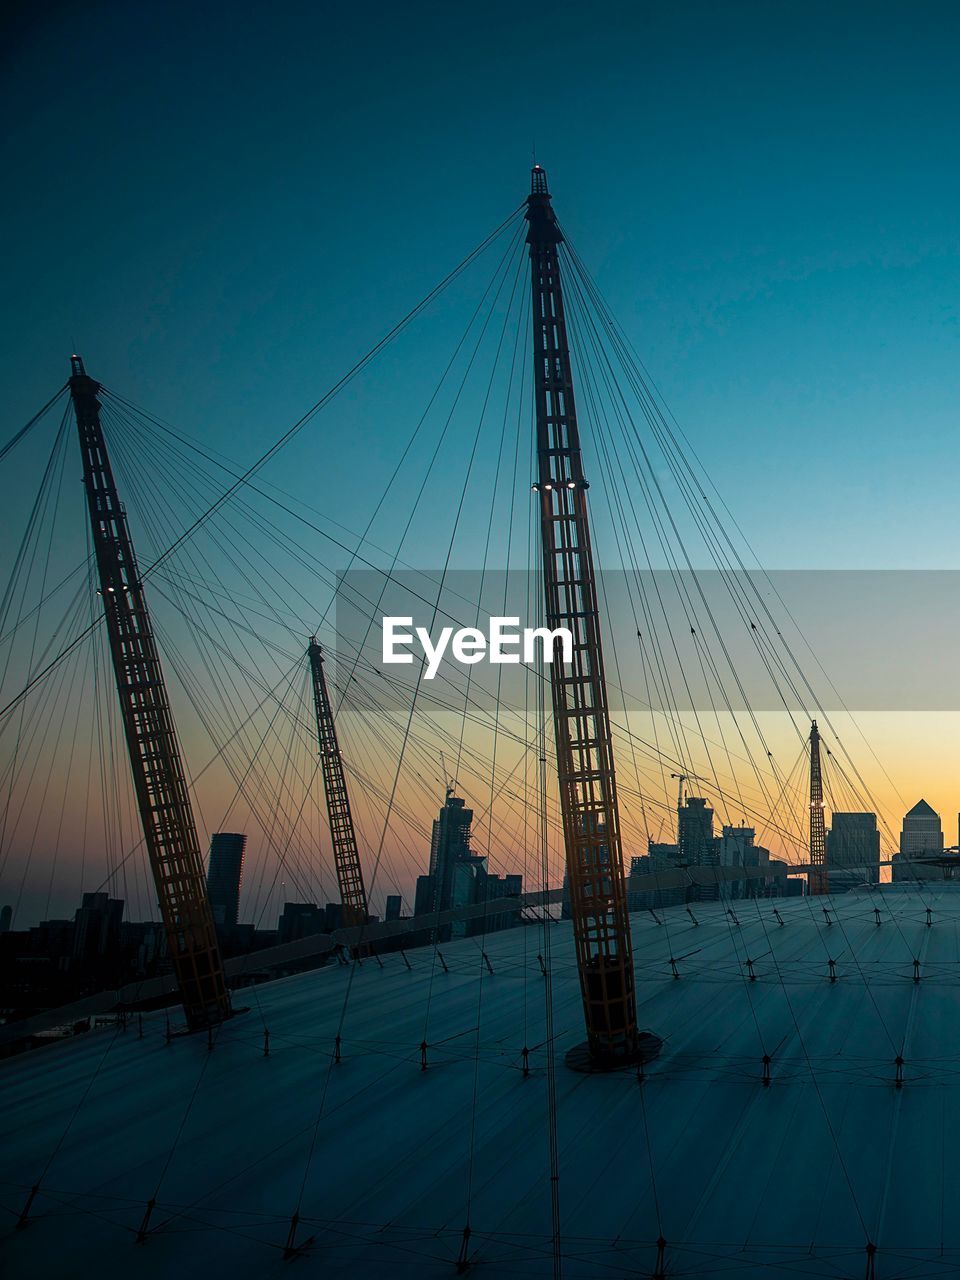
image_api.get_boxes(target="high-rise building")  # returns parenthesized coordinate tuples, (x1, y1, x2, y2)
(206, 832, 247, 927)
(277, 902, 325, 943)
(385, 895, 402, 922)
(719, 825, 767, 899)
(627, 842, 685, 909)
(417, 790, 475, 936)
(680, 797, 718, 901)
(826, 813, 880, 891)
(893, 800, 946, 881)
(72, 892, 123, 964)
(0, 904, 11, 933)
(431, 790, 473, 900)
(417, 791, 521, 938)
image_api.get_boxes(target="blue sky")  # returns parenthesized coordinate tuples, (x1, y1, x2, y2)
(3, 0, 959, 574)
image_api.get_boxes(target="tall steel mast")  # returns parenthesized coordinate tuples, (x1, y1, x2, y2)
(527, 168, 640, 1065)
(808, 719, 828, 896)
(69, 356, 231, 1030)
(307, 638, 368, 928)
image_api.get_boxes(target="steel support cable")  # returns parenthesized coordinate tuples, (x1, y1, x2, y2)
(573, 272, 788, 810)
(327, 220, 529, 722)
(586, 417, 671, 838)
(0, 403, 72, 685)
(283, 235, 533, 1251)
(105, 407, 316, 675)
(0, 207, 527, 725)
(79, 389, 732, 860)
(331, 682, 530, 891)
(568, 309, 690, 815)
(113, 220, 529, 707)
(1, 633, 78, 910)
(563, 261, 792, 828)
(564, 283, 743, 846)
(564, 237, 908, 852)
(570, 280, 829, 957)
(104, 410, 312, 653)
(451, 243, 528, 783)
(100, 388, 500, 640)
(564, 300, 696, 777)
(40, 618, 94, 918)
(566, 279, 742, 808)
(561, 244, 819, 763)
(101, 396, 344, 635)
(107, 389, 556, 757)
(84, 473, 535, 901)
(418, 242, 530, 1032)
(455, 268, 530, 1263)
(103, 389, 555, 732)
(153, 618, 328, 906)
(566, 276, 814, 868)
(407, 244, 533, 1004)
(78, 639, 331, 906)
(0, 383, 68, 464)
(0, 409, 74, 892)
(142, 540, 323, 901)
(0, 559, 92, 652)
(571, 310, 698, 782)
(112, 456, 320, 856)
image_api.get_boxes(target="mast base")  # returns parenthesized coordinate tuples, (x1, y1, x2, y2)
(564, 1030, 663, 1074)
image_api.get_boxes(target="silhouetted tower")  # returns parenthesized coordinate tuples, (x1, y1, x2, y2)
(808, 720, 828, 895)
(68, 356, 231, 1029)
(307, 639, 368, 927)
(527, 167, 640, 1064)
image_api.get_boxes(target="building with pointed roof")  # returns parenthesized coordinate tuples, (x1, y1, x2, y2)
(893, 799, 947, 882)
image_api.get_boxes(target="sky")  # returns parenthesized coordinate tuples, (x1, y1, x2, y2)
(2, 0, 960, 924)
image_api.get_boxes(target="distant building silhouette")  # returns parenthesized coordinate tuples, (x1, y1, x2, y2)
(893, 799, 947, 881)
(680, 797, 719, 901)
(416, 790, 522, 938)
(826, 813, 880, 891)
(277, 902, 326, 943)
(72, 892, 123, 964)
(207, 832, 247, 927)
(0, 904, 11, 933)
(385, 895, 402, 922)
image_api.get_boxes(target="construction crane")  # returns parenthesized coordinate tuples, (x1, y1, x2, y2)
(808, 719, 828, 896)
(526, 167, 640, 1066)
(307, 638, 369, 928)
(68, 356, 231, 1030)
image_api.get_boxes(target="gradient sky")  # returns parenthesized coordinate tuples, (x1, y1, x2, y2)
(3, 1, 960, 923)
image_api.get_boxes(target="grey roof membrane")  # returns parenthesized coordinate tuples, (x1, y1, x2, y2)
(3, 883, 959, 1279)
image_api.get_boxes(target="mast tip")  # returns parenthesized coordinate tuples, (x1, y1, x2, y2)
(530, 164, 549, 197)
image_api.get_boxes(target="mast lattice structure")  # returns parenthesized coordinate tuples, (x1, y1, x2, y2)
(526, 167, 640, 1065)
(68, 355, 231, 1030)
(808, 719, 828, 896)
(308, 638, 369, 928)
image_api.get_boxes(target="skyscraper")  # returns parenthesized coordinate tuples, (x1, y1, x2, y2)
(679, 797, 718, 901)
(826, 813, 880, 891)
(207, 832, 247, 927)
(893, 800, 946, 881)
(421, 789, 474, 924)
(417, 790, 521, 939)
(72, 892, 123, 964)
